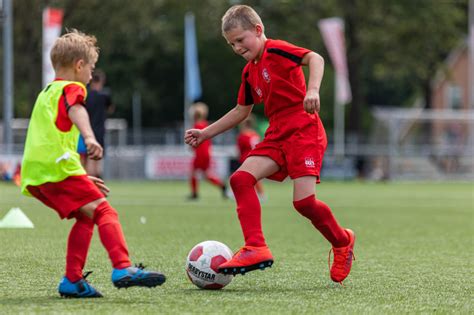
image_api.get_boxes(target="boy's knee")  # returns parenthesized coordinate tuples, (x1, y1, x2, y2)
(293, 195, 316, 218)
(73, 211, 94, 225)
(79, 197, 107, 219)
(229, 171, 257, 190)
(92, 200, 118, 224)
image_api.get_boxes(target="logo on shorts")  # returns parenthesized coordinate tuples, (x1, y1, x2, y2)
(305, 157, 315, 168)
(254, 87, 263, 97)
(262, 68, 271, 83)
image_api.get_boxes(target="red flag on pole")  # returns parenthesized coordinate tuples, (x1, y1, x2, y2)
(318, 17, 352, 105)
(42, 8, 64, 87)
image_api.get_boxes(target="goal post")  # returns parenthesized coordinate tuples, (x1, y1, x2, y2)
(370, 107, 474, 180)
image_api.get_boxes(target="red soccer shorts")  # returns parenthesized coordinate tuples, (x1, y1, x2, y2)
(192, 155, 210, 171)
(27, 175, 105, 219)
(248, 109, 327, 183)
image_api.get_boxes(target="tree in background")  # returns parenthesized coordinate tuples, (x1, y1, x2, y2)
(6, 0, 468, 140)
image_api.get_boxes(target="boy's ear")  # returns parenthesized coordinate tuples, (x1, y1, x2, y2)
(255, 24, 263, 36)
(74, 59, 85, 72)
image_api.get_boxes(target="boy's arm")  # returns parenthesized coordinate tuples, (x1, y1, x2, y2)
(68, 105, 103, 160)
(185, 104, 253, 148)
(301, 52, 324, 113)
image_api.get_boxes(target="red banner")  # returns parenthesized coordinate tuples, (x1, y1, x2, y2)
(42, 7, 64, 87)
(318, 18, 352, 105)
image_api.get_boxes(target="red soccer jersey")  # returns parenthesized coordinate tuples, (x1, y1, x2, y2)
(237, 130, 260, 164)
(194, 120, 211, 158)
(54, 78, 86, 132)
(237, 39, 311, 118)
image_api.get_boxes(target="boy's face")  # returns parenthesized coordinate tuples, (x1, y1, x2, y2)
(74, 59, 95, 85)
(224, 24, 265, 62)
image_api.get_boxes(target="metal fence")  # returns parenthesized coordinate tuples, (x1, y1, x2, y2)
(1, 112, 473, 181)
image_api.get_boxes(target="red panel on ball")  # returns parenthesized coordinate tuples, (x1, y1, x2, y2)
(189, 246, 203, 261)
(210, 255, 227, 273)
(204, 283, 224, 290)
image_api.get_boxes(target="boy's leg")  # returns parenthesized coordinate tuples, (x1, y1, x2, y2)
(218, 156, 278, 275)
(80, 199, 131, 269)
(60, 212, 103, 298)
(205, 172, 224, 187)
(189, 169, 199, 199)
(231, 156, 279, 246)
(292, 176, 355, 283)
(65, 212, 95, 282)
(80, 199, 166, 288)
(292, 176, 348, 247)
(204, 170, 227, 197)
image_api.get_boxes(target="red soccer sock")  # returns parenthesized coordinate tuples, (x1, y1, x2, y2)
(93, 201, 131, 269)
(206, 174, 224, 188)
(230, 171, 266, 247)
(191, 176, 198, 195)
(293, 195, 349, 248)
(65, 212, 94, 282)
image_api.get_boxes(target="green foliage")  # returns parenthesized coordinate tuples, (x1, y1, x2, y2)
(0, 180, 472, 313)
(7, 0, 468, 133)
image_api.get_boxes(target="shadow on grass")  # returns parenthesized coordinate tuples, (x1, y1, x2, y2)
(0, 283, 345, 306)
(179, 284, 343, 294)
(0, 296, 159, 305)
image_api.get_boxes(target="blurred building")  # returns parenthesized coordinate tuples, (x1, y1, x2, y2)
(430, 39, 473, 174)
(431, 40, 470, 110)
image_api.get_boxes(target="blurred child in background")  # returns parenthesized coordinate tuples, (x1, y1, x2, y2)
(79, 69, 114, 178)
(236, 114, 265, 200)
(188, 102, 227, 200)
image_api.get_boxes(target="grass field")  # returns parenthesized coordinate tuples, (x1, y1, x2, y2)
(0, 180, 472, 314)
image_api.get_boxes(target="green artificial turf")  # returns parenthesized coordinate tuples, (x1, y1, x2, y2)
(0, 180, 472, 314)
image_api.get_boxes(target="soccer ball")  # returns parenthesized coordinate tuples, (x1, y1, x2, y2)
(185, 240, 234, 289)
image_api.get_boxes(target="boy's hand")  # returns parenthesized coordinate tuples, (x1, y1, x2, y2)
(88, 175, 110, 197)
(303, 88, 320, 114)
(84, 136, 103, 160)
(185, 129, 205, 148)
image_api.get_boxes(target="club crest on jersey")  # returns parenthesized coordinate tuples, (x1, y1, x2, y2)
(254, 87, 263, 97)
(262, 68, 271, 83)
(305, 157, 316, 168)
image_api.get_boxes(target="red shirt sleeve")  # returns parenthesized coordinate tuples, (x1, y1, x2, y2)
(237, 64, 256, 106)
(55, 83, 87, 132)
(268, 40, 312, 62)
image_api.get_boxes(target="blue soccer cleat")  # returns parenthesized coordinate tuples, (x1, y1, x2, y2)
(58, 271, 103, 298)
(112, 263, 166, 289)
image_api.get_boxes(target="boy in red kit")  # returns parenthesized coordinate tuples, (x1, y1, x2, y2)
(185, 5, 355, 284)
(236, 115, 264, 199)
(21, 30, 165, 298)
(188, 102, 227, 200)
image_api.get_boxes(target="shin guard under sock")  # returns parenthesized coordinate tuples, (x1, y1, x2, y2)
(65, 212, 94, 282)
(229, 171, 266, 247)
(293, 195, 349, 247)
(93, 201, 131, 269)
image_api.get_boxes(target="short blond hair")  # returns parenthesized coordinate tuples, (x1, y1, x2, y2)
(189, 102, 209, 121)
(51, 29, 99, 70)
(221, 5, 264, 35)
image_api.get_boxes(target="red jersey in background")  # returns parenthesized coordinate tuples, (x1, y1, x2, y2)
(237, 130, 260, 164)
(192, 120, 211, 170)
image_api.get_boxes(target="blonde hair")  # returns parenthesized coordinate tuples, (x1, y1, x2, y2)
(189, 102, 209, 121)
(221, 5, 264, 35)
(51, 29, 99, 70)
